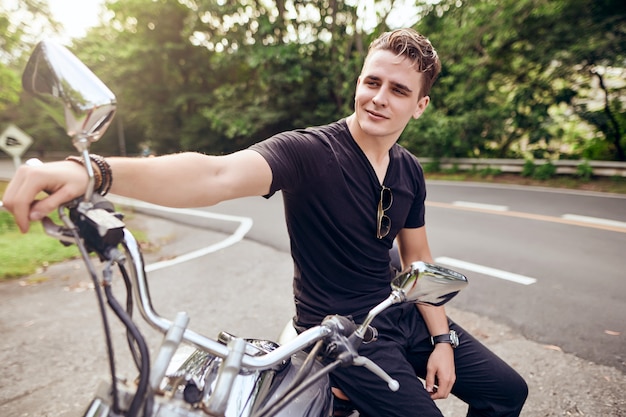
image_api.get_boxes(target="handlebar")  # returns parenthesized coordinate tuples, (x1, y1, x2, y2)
(1, 186, 396, 417)
(8, 181, 400, 413)
(0, 173, 391, 371)
(115, 219, 337, 370)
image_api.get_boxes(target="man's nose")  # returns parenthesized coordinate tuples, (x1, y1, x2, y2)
(372, 89, 389, 107)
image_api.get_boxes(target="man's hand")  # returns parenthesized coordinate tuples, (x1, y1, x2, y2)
(425, 342, 456, 399)
(1, 161, 88, 233)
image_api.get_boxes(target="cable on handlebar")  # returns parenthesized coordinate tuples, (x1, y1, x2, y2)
(64, 198, 152, 416)
(105, 283, 152, 417)
(65, 221, 123, 415)
(287, 339, 324, 389)
(252, 339, 324, 417)
(253, 359, 343, 417)
(118, 263, 142, 370)
(118, 263, 154, 417)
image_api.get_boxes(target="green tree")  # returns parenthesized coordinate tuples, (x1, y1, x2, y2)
(408, 0, 625, 160)
(5, 0, 623, 161)
(0, 0, 69, 156)
(187, 0, 368, 152)
(566, 0, 626, 160)
(0, 10, 21, 115)
(73, 0, 216, 155)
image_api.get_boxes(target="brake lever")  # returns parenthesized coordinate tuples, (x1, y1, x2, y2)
(353, 356, 400, 392)
(42, 216, 76, 245)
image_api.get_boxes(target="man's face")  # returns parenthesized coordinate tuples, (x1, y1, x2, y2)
(353, 49, 430, 142)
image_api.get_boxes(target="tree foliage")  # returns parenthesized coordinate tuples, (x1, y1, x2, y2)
(407, 0, 626, 160)
(0, 0, 69, 154)
(2, 0, 625, 160)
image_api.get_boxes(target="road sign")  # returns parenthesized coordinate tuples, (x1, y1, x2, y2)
(0, 124, 33, 158)
(0, 124, 34, 169)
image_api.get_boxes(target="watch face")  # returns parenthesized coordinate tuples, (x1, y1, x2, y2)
(449, 330, 459, 348)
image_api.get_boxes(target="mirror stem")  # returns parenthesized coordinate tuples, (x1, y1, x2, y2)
(75, 136, 95, 204)
(354, 292, 402, 339)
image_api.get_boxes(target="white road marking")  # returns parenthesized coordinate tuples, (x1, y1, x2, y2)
(435, 256, 538, 285)
(110, 196, 253, 272)
(562, 214, 626, 230)
(429, 201, 626, 233)
(452, 201, 509, 211)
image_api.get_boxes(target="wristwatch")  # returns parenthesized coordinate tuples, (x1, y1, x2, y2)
(430, 330, 460, 348)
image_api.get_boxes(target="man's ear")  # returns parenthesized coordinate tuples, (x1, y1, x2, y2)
(354, 76, 362, 104)
(412, 95, 430, 119)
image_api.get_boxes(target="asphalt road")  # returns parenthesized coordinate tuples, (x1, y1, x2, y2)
(1, 160, 625, 416)
(426, 182, 626, 373)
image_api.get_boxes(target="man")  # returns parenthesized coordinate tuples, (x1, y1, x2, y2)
(3, 28, 527, 416)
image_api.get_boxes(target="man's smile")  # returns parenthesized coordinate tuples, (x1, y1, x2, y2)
(366, 109, 388, 120)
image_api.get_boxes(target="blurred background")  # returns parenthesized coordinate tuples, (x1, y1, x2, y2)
(1, 0, 625, 163)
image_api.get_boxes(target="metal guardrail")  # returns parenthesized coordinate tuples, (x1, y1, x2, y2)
(419, 158, 626, 178)
(2, 156, 626, 180)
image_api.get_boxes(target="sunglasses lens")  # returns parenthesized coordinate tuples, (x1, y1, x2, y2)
(378, 214, 391, 238)
(377, 186, 393, 239)
(381, 187, 393, 211)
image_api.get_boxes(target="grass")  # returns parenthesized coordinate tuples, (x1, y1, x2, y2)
(0, 181, 147, 280)
(1, 181, 80, 279)
(0, 209, 80, 279)
(1, 173, 625, 280)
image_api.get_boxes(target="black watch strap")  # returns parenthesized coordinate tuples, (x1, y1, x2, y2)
(430, 330, 460, 348)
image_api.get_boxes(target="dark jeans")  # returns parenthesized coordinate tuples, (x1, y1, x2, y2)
(329, 303, 528, 417)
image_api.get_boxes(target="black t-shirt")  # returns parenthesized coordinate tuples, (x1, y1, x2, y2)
(249, 119, 426, 327)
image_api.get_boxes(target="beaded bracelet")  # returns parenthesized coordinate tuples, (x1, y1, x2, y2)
(90, 154, 113, 195)
(65, 154, 113, 196)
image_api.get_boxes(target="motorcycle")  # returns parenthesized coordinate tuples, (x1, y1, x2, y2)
(10, 40, 469, 417)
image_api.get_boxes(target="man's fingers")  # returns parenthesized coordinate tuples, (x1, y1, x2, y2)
(2, 162, 87, 233)
(424, 370, 436, 394)
(429, 375, 455, 399)
(29, 185, 80, 220)
(2, 178, 29, 233)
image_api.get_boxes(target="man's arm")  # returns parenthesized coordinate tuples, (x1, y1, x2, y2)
(396, 226, 456, 399)
(108, 150, 272, 206)
(2, 150, 272, 233)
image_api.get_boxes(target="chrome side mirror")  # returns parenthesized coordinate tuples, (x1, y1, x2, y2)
(391, 261, 468, 306)
(22, 40, 116, 152)
(354, 262, 468, 341)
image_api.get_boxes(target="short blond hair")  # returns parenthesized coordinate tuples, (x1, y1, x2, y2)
(367, 28, 442, 97)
